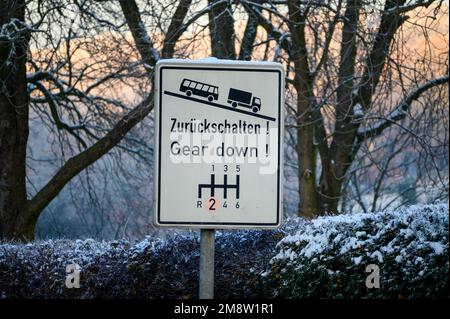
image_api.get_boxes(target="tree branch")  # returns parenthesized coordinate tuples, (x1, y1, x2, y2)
(33, 81, 88, 148)
(246, 3, 292, 56)
(310, 0, 342, 79)
(335, 0, 362, 120)
(22, 0, 162, 230)
(23, 93, 154, 229)
(119, 0, 159, 69)
(356, 75, 449, 140)
(356, 0, 408, 110)
(162, 0, 193, 59)
(239, 3, 260, 60)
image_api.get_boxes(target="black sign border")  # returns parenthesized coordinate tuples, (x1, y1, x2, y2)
(156, 65, 282, 227)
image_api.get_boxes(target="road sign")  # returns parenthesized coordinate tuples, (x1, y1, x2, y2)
(154, 59, 284, 229)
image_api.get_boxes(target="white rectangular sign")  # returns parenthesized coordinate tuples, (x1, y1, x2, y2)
(154, 59, 284, 228)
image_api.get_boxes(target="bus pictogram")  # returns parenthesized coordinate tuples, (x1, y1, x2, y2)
(179, 78, 219, 102)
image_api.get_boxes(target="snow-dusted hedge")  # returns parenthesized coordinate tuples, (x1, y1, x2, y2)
(0, 204, 447, 298)
(0, 230, 284, 298)
(264, 204, 449, 298)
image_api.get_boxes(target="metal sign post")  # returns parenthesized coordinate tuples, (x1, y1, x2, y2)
(199, 229, 215, 299)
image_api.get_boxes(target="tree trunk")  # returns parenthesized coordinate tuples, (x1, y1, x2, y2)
(297, 118, 319, 218)
(239, 5, 259, 61)
(208, 0, 235, 59)
(293, 66, 320, 218)
(0, 0, 31, 240)
(318, 161, 345, 214)
(286, 0, 320, 218)
(317, 0, 362, 215)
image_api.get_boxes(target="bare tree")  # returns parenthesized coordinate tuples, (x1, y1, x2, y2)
(1, 0, 448, 241)
(0, 0, 196, 240)
(243, 0, 449, 217)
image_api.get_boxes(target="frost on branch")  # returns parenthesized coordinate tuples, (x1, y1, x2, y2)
(0, 19, 33, 73)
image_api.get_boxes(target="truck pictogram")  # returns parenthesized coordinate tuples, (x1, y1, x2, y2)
(227, 88, 262, 113)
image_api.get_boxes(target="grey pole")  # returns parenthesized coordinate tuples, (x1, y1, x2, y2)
(199, 229, 215, 299)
